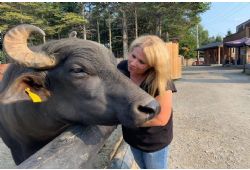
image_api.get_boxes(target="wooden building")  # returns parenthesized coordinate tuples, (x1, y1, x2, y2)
(196, 42, 223, 65)
(223, 19, 250, 73)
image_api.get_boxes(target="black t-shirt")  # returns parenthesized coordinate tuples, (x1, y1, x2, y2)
(117, 60, 177, 152)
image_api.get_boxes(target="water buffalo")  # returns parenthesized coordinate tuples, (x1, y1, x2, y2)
(0, 24, 160, 165)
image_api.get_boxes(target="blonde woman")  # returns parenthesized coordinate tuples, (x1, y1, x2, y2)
(117, 35, 177, 169)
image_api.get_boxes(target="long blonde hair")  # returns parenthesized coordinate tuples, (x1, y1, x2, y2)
(129, 35, 171, 96)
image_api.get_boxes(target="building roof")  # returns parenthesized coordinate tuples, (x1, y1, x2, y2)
(196, 42, 223, 51)
(236, 19, 250, 32)
(224, 37, 250, 47)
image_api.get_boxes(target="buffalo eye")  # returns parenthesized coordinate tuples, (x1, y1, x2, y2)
(69, 67, 88, 77)
(70, 67, 84, 73)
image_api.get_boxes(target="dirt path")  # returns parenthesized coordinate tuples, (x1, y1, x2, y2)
(169, 66, 250, 168)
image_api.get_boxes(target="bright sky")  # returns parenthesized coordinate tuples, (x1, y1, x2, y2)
(200, 2, 250, 38)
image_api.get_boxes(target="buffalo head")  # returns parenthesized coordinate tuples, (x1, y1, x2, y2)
(0, 24, 160, 164)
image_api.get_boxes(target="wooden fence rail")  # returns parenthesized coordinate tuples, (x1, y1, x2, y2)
(18, 125, 116, 168)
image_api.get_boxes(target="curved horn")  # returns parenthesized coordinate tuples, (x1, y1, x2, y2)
(69, 31, 77, 38)
(3, 24, 56, 68)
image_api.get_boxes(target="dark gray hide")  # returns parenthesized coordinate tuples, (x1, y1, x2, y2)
(0, 25, 160, 165)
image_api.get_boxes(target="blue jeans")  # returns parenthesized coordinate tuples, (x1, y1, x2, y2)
(130, 145, 169, 169)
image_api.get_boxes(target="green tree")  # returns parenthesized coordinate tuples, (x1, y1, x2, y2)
(0, 2, 87, 39)
(207, 35, 223, 43)
(179, 27, 197, 59)
(215, 35, 223, 42)
(226, 30, 232, 36)
(0, 2, 211, 58)
(198, 24, 210, 46)
(179, 23, 213, 59)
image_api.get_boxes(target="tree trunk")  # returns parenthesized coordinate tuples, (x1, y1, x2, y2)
(19, 5, 23, 23)
(122, 10, 128, 59)
(134, 7, 138, 38)
(80, 3, 87, 40)
(156, 15, 162, 37)
(159, 16, 162, 37)
(108, 13, 112, 51)
(166, 32, 169, 42)
(97, 19, 100, 43)
(155, 21, 158, 35)
(83, 25, 87, 40)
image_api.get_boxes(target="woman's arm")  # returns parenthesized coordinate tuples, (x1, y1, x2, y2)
(141, 90, 172, 127)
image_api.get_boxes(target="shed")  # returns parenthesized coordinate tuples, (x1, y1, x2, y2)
(196, 42, 223, 65)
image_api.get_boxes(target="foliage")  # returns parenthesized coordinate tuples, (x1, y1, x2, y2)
(0, 2, 87, 39)
(0, 2, 212, 58)
(179, 27, 197, 59)
(179, 23, 223, 59)
(226, 30, 232, 36)
(0, 51, 7, 64)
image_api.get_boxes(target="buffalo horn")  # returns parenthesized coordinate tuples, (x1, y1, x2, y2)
(3, 24, 56, 68)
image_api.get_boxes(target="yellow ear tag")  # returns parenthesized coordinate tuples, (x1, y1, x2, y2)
(25, 88, 42, 103)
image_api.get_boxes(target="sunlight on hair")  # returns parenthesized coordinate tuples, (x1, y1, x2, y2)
(129, 35, 171, 96)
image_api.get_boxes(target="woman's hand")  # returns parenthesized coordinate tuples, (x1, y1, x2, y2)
(141, 90, 172, 127)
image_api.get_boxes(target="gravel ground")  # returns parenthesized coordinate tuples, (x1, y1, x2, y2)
(1, 65, 250, 168)
(0, 138, 15, 168)
(169, 66, 250, 168)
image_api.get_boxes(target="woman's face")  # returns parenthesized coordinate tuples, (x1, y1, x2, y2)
(128, 47, 150, 75)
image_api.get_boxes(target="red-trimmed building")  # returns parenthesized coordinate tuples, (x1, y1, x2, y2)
(196, 19, 250, 74)
(223, 19, 250, 73)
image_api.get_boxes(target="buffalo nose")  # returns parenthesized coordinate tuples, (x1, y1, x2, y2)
(138, 100, 161, 119)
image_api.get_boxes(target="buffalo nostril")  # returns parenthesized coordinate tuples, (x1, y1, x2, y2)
(138, 100, 161, 115)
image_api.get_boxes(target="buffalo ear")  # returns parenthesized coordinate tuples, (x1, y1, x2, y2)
(0, 73, 51, 104)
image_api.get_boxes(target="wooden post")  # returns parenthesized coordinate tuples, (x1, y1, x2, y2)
(230, 48, 232, 58)
(197, 50, 200, 65)
(243, 46, 247, 72)
(166, 42, 181, 79)
(218, 46, 221, 64)
(109, 140, 135, 169)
